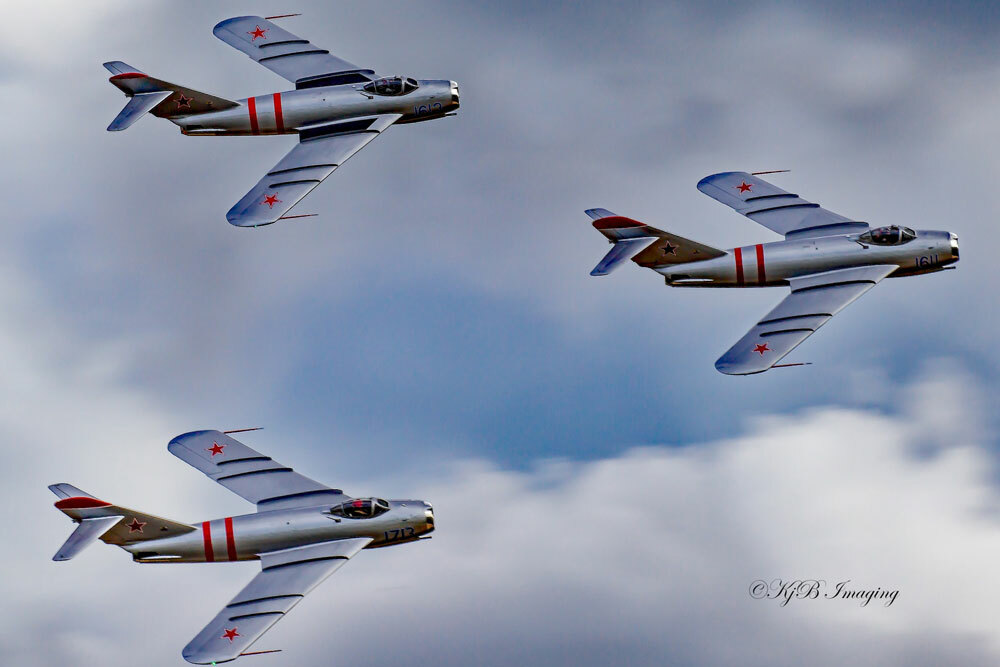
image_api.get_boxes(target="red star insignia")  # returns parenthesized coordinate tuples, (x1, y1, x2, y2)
(175, 94, 192, 109)
(753, 343, 770, 355)
(207, 442, 225, 457)
(248, 25, 268, 41)
(127, 517, 146, 533)
(261, 194, 281, 208)
(736, 181, 753, 194)
(222, 627, 240, 642)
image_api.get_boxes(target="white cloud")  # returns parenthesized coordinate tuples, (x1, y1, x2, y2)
(4, 318, 998, 665)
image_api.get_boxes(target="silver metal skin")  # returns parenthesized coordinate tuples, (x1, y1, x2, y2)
(174, 80, 459, 136)
(117, 499, 434, 564)
(655, 230, 958, 287)
(103, 15, 460, 227)
(588, 172, 959, 375)
(49, 431, 434, 664)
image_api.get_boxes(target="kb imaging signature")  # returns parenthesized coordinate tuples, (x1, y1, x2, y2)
(749, 579, 899, 607)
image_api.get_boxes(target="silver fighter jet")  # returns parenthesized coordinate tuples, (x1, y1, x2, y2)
(104, 15, 460, 227)
(588, 171, 959, 375)
(50, 430, 435, 664)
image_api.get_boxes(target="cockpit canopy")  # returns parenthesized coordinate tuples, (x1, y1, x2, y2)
(363, 76, 419, 96)
(859, 225, 916, 246)
(330, 497, 391, 519)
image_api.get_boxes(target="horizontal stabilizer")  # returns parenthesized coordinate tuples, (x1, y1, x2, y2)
(591, 237, 658, 276)
(48, 483, 96, 500)
(107, 91, 172, 131)
(587, 208, 725, 274)
(53, 515, 123, 561)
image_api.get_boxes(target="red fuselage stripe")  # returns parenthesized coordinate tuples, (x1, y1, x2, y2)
(248, 97, 259, 135)
(755, 244, 766, 285)
(734, 247, 744, 286)
(273, 93, 284, 133)
(224, 517, 237, 561)
(202, 521, 215, 562)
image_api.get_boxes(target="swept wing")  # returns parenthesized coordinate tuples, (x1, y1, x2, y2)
(226, 114, 402, 226)
(213, 16, 373, 86)
(168, 430, 348, 511)
(715, 265, 897, 375)
(182, 537, 372, 664)
(697, 172, 870, 239)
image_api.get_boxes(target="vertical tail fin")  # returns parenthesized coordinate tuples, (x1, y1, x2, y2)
(103, 61, 238, 131)
(49, 484, 195, 561)
(587, 208, 725, 275)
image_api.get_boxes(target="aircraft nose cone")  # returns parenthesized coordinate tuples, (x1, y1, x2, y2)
(450, 81, 460, 108)
(950, 233, 959, 259)
(424, 503, 435, 531)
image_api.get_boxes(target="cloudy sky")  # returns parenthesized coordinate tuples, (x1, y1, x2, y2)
(2, 1, 999, 665)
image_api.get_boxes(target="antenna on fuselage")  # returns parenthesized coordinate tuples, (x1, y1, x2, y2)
(771, 362, 812, 369)
(265, 14, 301, 20)
(224, 427, 263, 434)
(751, 170, 790, 176)
(239, 649, 283, 657)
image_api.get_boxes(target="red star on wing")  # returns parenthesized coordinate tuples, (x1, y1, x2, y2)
(261, 194, 281, 208)
(736, 181, 753, 194)
(248, 25, 268, 41)
(175, 94, 192, 109)
(222, 627, 241, 642)
(207, 442, 225, 457)
(127, 517, 146, 533)
(753, 343, 770, 355)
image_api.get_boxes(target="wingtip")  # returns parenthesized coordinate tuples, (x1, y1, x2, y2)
(213, 15, 261, 32)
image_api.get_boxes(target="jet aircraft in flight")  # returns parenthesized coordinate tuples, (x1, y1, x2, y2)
(588, 171, 959, 374)
(104, 15, 460, 227)
(50, 430, 434, 664)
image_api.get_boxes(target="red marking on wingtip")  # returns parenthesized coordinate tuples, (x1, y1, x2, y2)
(55, 497, 111, 510)
(109, 73, 147, 80)
(592, 215, 646, 230)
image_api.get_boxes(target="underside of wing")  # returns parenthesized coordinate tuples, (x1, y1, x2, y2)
(697, 172, 869, 239)
(182, 537, 372, 664)
(227, 114, 401, 227)
(168, 431, 348, 511)
(213, 16, 373, 87)
(715, 265, 897, 375)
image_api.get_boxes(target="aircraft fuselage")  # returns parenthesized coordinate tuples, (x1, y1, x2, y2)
(126, 500, 434, 563)
(658, 230, 959, 287)
(174, 79, 459, 136)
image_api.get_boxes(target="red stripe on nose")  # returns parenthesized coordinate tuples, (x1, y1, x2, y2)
(202, 521, 215, 562)
(734, 247, 744, 286)
(248, 97, 259, 135)
(272, 93, 284, 133)
(755, 244, 766, 285)
(224, 517, 237, 561)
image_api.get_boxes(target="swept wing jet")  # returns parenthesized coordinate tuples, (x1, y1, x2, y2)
(104, 15, 460, 227)
(588, 172, 959, 375)
(50, 430, 435, 664)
